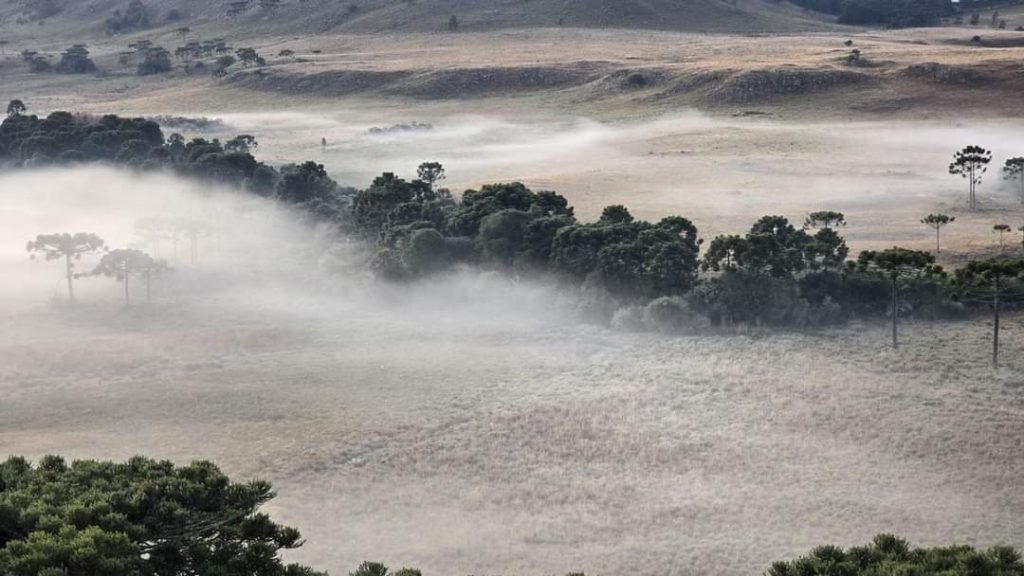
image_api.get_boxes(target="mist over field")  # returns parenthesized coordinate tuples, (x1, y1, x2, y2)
(2, 161, 1023, 575)
(181, 109, 1024, 249)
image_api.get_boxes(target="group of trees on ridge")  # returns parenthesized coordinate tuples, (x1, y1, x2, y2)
(4, 106, 1024, 361)
(1, 454, 1020, 576)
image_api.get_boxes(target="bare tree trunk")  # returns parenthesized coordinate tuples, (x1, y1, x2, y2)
(936, 227, 941, 254)
(65, 253, 74, 305)
(123, 262, 130, 306)
(993, 276, 1000, 368)
(891, 274, 899, 349)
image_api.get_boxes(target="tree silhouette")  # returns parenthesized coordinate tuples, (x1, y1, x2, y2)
(803, 210, 846, 230)
(448, 14, 459, 31)
(855, 247, 937, 349)
(955, 257, 1024, 367)
(6, 99, 26, 117)
(26, 233, 106, 304)
(994, 224, 1011, 251)
(921, 213, 954, 253)
(90, 248, 167, 305)
(416, 161, 445, 191)
(1003, 157, 1024, 204)
(949, 145, 992, 211)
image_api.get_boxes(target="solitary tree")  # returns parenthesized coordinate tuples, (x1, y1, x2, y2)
(90, 248, 166, 305)
(949, 145, 992, 210)
(6, 99, 26, 117)
(448, 14, 459, 31)
(1003, 157, 1024, 204)
(416, 161, 445, 191)
(921, 213, 954, 253)
(26, 233, 106, 304)
(955, 257, 1024, 367)
(855, 247, 937, 349)
(994, 224, 1012, 251)
(804, 210, 846, 230)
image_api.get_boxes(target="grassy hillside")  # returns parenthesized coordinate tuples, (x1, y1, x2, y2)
(0, 0, 837, 44)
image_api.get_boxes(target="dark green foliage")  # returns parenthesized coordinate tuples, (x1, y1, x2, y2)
(854, 247, 937, 277)
(955, 256, 1024, 310)
(702, 215, 847, 278)
(551, 213, 700, 299)
(276, 161, 349, 219)
(0, 455, 325, 576)
(689, 271, 807, 326)
(479, 209, 534, 265)
(401, 228, 448, 275)
(767, 534, 1024, 576)
(446, 182, 572, 236)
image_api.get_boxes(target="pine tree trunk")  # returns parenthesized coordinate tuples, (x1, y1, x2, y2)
(993, 276, 1000, 367)
(65, 253, 74, 305)
(891, 274, 899, 349)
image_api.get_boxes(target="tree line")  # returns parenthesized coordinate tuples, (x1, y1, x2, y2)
(5, 106, 1024, 362)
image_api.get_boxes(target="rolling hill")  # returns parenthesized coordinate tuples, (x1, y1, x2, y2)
(0, 0, 837, 43)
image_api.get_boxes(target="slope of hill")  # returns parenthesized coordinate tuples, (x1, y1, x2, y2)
(0, 0, 837, 43)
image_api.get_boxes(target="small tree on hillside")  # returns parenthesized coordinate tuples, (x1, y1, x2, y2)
(921, 213, 954, 253)
(994, 224, 1012, 251)
(1003, 157, 1024, 204)
(855, 247, 937, 349)
(949, 145, 992, 211)
(26, 233, 106, 304)
(6, 99, 26, 117)
(448, 14, 459, 31)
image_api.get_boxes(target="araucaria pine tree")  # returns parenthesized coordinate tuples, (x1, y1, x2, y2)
(949, 145, 992, 210)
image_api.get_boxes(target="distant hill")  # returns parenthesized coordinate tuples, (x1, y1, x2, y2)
(0, 0, 838, 42)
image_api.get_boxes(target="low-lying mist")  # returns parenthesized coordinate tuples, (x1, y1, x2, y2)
(2, 134, 1023, 575)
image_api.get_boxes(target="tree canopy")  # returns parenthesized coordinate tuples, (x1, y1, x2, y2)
(768, 534, 1024, 576)
(0, 455, 324, 576)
